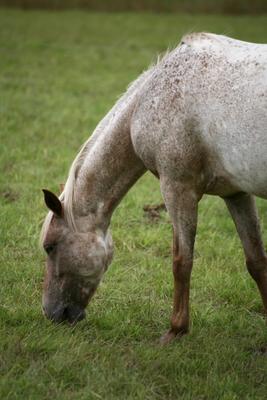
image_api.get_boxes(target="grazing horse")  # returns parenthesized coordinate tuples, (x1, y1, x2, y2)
(41, 33, 267, 344)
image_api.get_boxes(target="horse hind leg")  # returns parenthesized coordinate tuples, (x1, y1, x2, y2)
(224, 193, 267, 312)
(159, 177, 199, 344)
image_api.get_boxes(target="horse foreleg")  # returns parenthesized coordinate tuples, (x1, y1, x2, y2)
(160, 179, 198, 344)
(224, 193, 267, 312)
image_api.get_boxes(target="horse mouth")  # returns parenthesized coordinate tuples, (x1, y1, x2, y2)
(65, 305, 86, 325)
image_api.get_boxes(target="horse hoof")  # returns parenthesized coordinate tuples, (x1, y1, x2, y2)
(159, 330, 177, 345)
(159, 326, 188, 345)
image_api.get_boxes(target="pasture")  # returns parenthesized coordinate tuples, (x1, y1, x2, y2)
(1, 9, 267, 399)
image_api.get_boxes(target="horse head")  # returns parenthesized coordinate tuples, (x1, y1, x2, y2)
(41, 189, 113, 324)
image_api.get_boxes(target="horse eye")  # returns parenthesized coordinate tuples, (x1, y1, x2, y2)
(44, 243, 56, 255)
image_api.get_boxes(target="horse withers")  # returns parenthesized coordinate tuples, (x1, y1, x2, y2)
(41, 33, 267, 343)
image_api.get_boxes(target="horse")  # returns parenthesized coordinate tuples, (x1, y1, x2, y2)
(41, 33, 267, 344)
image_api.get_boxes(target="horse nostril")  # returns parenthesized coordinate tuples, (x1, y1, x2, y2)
(52, 307, 68, 323)
(43, 304, 68, 324)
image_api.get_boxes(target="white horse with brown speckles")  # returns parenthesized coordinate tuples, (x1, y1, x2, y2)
(41, 33, 267, 344)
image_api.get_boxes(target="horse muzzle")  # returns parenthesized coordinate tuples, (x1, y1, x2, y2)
(43, 303, 86, 324)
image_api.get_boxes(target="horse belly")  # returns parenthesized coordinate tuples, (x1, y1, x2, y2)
(199, 104, 267, 198)
(209, 136, 267, 198)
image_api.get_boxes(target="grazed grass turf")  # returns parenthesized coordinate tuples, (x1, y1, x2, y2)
(1, 9, 267, 400)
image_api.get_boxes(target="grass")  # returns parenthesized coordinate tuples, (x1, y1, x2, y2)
(1, 9, 267, 399)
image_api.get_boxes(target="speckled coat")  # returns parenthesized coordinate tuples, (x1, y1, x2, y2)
(41, 33, 267, 343)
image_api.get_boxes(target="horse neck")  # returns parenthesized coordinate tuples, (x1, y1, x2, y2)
(70, 101, 146, 231)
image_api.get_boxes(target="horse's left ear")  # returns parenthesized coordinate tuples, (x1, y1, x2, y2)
(42, 189, 63, 217)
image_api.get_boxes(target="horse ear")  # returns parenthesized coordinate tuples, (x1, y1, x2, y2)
(42, 189, 63, 217)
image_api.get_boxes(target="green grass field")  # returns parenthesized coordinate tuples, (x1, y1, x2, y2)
(1, 9, 267, 399)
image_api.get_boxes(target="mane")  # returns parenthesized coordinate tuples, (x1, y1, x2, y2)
(40, 64, 156, 243)
(40, 38, 186, 246)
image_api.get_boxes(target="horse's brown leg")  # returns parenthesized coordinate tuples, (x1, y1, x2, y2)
(160, 179, 198, 344)
(224, 193, 267, 312)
